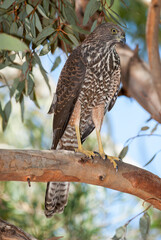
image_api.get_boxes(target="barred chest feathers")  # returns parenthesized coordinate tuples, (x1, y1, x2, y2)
(79, 42, 121, 108)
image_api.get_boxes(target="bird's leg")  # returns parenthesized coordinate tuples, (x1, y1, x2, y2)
(96, 128, 119, 169)
(75, 125, 95, 158)
(69, 100, 95, 158)
(92, 104, 119, 169)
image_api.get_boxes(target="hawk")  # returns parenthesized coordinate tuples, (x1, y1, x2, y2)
(45, 22, 126, 217)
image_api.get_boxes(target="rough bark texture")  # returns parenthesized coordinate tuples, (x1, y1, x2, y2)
(0, 218, 37, 240)
(116, 44, 161, 123)
(146, 0, 161, 104)
(0, 218, 63, 240)
(0, 149, 161, 211)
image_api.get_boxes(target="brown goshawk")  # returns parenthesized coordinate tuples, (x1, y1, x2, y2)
(45, 22, 126, 217)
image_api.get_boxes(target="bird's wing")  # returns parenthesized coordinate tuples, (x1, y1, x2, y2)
(49, 46, 86, 149)
(107, 67, 121, 112)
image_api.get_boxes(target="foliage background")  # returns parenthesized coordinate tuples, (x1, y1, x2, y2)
(0, 0, 161, 239)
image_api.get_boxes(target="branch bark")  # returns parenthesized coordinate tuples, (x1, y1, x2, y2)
(0, 218, 63, 240)
(0, 149, 161, 211)
(0, 218, 37, 240)
(146, 0, 161, 104)
(116, 44, 161, 123)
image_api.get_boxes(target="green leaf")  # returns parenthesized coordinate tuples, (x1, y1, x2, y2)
(151, 123, 158, 134)
(91, 20, 97, 32)
(15, 80, 25, 102)
(26, 4, 33, 15)
(35, 26, 55, 44)
(83, 0, 101, 25)
(29, 90, 40, 108)
(118, 146, 128, 159)
(10, 22, 18, 35)
(10, 78, 19, 98)
(39, 44, 50, 56)
(27, 73, 35, 95)
(37, 4, 49, 19)
(0, 33, 29, 51)
(0, 102, 5, 120)
(139, 213, 150, 240)
(144, 151, 159, 167)
(63, 5, 77, 25)
(34, 11, 42, 32)
(3, 101, 12, 130)
(20, 95, 24, 122)
(34, 52, 51, 91)
(112, 226, 126, 240)
(141, 126, 149, 131)
(71, 25, 89, 35)
(0, 0, 15, 9)
(68, 33, 79, 46)
(51, 56, 61, 71)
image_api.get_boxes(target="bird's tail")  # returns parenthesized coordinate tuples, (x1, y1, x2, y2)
(45, 182, 70, 217)
(44, 125, 77, 217)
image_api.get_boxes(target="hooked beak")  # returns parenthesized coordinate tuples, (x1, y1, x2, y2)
(119, 33, 126, 44)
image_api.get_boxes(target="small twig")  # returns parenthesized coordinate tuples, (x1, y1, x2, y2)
(124, 204, 151, 227)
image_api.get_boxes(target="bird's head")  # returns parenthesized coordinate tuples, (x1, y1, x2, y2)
(86, 22, 126, 46)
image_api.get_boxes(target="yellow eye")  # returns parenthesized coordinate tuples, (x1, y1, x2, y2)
(111, 28, 117, 34)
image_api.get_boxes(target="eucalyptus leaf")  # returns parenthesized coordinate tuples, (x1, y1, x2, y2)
(51, 56, 61, 72)
(4, 100, 11, 123)
(27, 73, 35, 95)
(141, 126, 149, 131)
(26, 4, 34, 15)
(83, 0, 100, 25)
(34, 11, 42, 32)
(10, 22, 18, 35)
(10, 78, 19, 98)
(118, 146, 128, 159)
(91, 20, 97, 32)
(37, 4, 49, 19)
(35, 26, 55, 44)
(139, 213, 150, 240)
(0, 0, 15, 9)
(68, 33, 79, 46)
(0, 34, 29, 51)
(20, 95, 24, 122)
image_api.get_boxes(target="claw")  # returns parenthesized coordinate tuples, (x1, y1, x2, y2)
(106, 155, 120, 170)
(93, 151, 102, 159)
(75, 147, 95, 158)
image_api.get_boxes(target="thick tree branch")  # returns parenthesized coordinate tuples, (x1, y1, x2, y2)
(0, 218, 63, 240)
(146, 0, 161, 103)
(0, 149, 161, 211)
(0, 218, 37, 240)
(116, 45, 161, 123)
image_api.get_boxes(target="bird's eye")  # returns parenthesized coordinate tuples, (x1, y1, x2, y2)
(111, 28, 117, 34)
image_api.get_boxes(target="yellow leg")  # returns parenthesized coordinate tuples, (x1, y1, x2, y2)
(96, 129, 119, 169)
(96, 129, 106, 158)
(75, 125, 95, 158)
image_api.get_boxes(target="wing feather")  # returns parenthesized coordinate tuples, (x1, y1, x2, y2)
(50, 46, 86, 149)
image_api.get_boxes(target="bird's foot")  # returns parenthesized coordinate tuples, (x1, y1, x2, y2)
(75, 147, 95, 158)
(106, 155, 120, 170)
(98, 150, 120, 170)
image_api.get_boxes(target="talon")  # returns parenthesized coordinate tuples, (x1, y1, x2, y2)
(94, 151, 102, 159)
(75, 147, 95, 158)
(106, 155, 120, 169)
